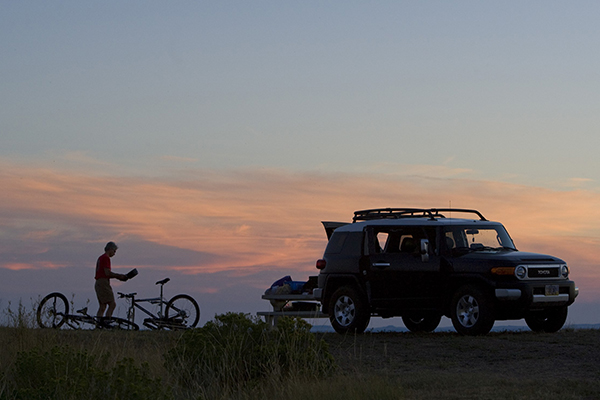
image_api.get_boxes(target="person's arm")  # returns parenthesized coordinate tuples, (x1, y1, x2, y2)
(104, 268, 128, 281)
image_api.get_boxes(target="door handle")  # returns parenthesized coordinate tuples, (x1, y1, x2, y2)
(372, 262, 391, 268)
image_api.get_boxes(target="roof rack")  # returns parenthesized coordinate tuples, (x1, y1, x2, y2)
(352, 208, 487, 222)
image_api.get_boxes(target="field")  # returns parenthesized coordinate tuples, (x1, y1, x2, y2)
(1, 311, 599, 399)
(324, 329, 600, 399)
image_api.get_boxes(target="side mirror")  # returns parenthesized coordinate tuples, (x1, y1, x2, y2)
(420, 239, 430, 262)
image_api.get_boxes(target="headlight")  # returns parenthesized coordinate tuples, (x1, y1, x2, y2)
(515, 265, 527, 279)
(561, 265, 569, 279)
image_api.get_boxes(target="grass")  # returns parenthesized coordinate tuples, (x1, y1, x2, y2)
(1, 303, 599, 399)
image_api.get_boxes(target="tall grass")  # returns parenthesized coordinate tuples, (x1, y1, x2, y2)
(1, 299, 38, 330)
(164, 312, 336, 399)
(1, 303, 599, 400)
(0, 309, 337, 400)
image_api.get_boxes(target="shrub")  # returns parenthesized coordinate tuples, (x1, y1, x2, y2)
(2, 346, 170, 400)
(164, 312, 336, 394)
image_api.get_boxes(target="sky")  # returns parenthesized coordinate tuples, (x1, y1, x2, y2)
(1, 1, 600, 329)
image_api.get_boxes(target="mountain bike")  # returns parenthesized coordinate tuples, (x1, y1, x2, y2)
(37, 292, 140, 330)
(117, 277, 200, 329)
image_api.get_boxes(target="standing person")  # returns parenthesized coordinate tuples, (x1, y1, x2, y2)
(94, 241, 128, 321)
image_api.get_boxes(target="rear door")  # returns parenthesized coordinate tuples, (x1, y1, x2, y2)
(367, 226, 441, 311)
(321, 221, 350, 240)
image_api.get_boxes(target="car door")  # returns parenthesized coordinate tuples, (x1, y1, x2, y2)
(367, 226, 441, 311)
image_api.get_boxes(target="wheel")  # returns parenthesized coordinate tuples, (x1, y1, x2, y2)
(525, 307, 568, 333)
(450, 285, 495, 336)
(165, 294, 200, 328)
(402, 314, 442, 333)
(101, 317, 140, 330)
(328, 286, 370, 334)
(37, 292, 69, 329)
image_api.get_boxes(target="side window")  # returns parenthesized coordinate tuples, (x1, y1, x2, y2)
(444, 231, 456, 251)
(371, 228, 424, 255)
(369, 227, 433, 256)
(375, 232, 389, 253)
(399, 234, 417, 254)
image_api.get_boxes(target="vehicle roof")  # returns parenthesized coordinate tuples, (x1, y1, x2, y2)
(334, 218, 504, 233)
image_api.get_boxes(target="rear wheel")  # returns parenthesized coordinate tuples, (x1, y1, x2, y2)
(166, 294, 200, 328)
(450, 285, 495, 336)
(402, 314, 442, 333)
(525, 307, 568, 333)
(37, 292, 69, 329)
(329, 286, 370, 334)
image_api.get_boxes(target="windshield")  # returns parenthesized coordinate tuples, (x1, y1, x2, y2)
(444, 225, 516, 252)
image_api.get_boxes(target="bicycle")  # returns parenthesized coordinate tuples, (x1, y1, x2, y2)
(37, 292, 140, 330)
(117, 277, 200, 329)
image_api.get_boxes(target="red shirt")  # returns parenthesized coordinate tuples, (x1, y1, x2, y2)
(95, 253, 111, 279)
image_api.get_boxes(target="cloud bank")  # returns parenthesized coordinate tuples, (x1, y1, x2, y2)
(1, 160, 599, 324)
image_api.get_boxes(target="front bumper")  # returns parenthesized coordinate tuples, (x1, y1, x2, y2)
(494, 281, 578, 306)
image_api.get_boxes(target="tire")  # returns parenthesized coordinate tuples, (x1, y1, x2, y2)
(165, 294, 200, 328)
(328, 286, 370, 334)
(525, 307, 568, 333)
(402, 314, 442, 333)
(450, 285, 495, 336)
(37, 292, 69, 329)
(103, 317, 140, 330)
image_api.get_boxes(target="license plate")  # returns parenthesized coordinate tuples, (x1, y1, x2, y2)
(545, 285, 559, 296)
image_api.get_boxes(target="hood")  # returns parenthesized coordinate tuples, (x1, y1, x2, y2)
(457, 250, 565, 265)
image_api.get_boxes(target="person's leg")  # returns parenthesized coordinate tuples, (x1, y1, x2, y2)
(106, 300, 117, 318)
(97, 303, 108, 317)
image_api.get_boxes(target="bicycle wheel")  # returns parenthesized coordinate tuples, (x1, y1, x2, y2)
(37, 292, 69, 329)
(103, 317, 140, 331)
(165, 294, 200, 328)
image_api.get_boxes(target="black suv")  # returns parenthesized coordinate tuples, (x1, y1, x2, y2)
(313, 208, 579, 335)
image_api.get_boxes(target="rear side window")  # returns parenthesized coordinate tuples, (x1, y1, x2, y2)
(368, 226, 434, 254)
(326, 232, 348, 254)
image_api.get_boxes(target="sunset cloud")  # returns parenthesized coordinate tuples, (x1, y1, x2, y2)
(1, 160, 599, 324)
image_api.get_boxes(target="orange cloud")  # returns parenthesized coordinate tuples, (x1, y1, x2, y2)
(3, 262, 67, 271)
(1, 161, 599, 303)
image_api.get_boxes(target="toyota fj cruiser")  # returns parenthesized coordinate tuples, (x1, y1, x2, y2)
(313, 208, 579, 335)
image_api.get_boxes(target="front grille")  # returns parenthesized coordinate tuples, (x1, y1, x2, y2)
(527, 266, 559, 279)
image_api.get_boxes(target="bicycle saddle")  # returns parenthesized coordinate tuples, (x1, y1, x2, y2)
(77, 307, 88, 314)
(156, 278, 170, 285)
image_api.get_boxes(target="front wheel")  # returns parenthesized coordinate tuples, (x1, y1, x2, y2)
(165, 294, 200, 328)
(37, 292, 69, 329)
(525, 307, 568, 333)
(450, 286, 495, 336)
(402, 314, 442, 333)
(328, 286, 370, 334)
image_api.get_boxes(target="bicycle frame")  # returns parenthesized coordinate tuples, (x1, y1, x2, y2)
(127, 296, 166, 325)
(119, 278, 172, 329)
(117, 277, 200, 330)
(64, 309, 97, 329)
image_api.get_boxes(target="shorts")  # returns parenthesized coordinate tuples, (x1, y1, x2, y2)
(95, 278, 115, 304)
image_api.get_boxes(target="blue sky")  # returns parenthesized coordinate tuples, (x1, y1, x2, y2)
(1, 2, 599, 328)
(3, 2, 600, 185)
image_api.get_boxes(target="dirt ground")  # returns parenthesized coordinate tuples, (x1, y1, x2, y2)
(321, 329, 600, 381)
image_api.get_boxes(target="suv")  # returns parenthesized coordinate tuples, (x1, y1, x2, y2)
(313, 208, 579, 335)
